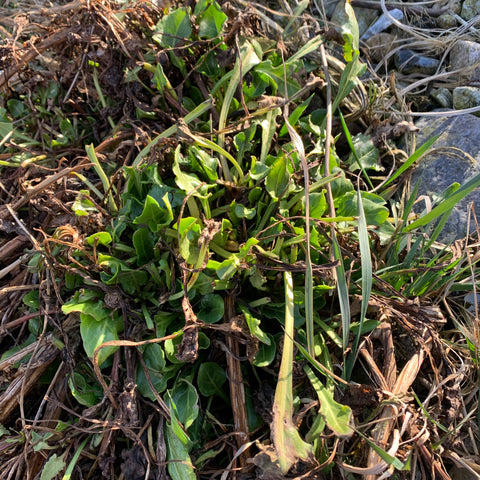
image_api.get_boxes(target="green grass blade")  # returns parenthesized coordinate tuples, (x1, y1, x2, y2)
(85, 144, 118, 214)
(382, 136, 438, 190)
(217, 40, 260, 179)
(339, 110, 374, 189)
(62, 437, 89, 480)
(345, 189, 372, 380)
(332, 233, 351, 357)
(404, 171, 480, 232)
(271, 271, 313, 474)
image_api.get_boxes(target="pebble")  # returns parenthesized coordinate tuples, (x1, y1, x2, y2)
(453, 86, 480, 115)
(394, 49, 440, 74)
(436, 13, 458, 29)
(431, 88, 453, 108)
(361, 8, 404, 40)
(461, 0, 480, 20)
(449, 40, 480, 82)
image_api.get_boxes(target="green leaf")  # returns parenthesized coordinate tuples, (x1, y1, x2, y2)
(72, 190, 97, 216)
(173, 146, 206, 195)
(153, 7, 192, 48)
(346, 133, 382, 172)
(40, 453, 67, 480)
(85, 231, 112, 247)
(197, 362, 227, 399)
(335, 191, 389, 226)
(253, 333, 276, 367)
(233, 202, 256, 220)
(170, 380, 199, 429)
(133, 194, 174, 232)
(68, 372, 101, 407)
(197, 294, 224, 323)
(304, 365, 354, 438)
(80, 314, 121, 367)
(165, 421, 196, 480)
(341, 2, 360, 62)
(198, 3, 227, 39)
(177, 217, 201, 265)
(305, 192, 327, 219)
(132, 227, 155, 265)
(272, 272, 313, 474)
(265, 155, 290, 201)
(255, 59, 300, 98)
(136, 343, 170, 401)
(61, 290, 109, 322)
(240, 304, 271, 344)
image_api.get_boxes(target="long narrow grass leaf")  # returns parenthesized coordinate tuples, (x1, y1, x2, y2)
(382, 136, 438, 189)
(404, 172, 480, 232)
(339, 111, 373, 189)
(271, 271, 313, 474)
(332, 233, 350, 357)
(345, 189, 372, 380)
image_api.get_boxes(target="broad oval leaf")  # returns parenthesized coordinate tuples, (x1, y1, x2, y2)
(197, 294, 224, 324)
(153, 7, 192, 48)
(197, 362, 227, 397)
(265, 155, 290, 201)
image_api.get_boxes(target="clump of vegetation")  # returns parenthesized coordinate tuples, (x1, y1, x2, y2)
(0, 1, 479, 479)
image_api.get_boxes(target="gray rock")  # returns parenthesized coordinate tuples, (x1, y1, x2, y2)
(361, 9, 404, 40)
(394, 49, 440, 74)
(461, 0, 480, 20)
(453, 86, 480, 116)
(431, 88, 453, 108)
(436, 13, 458, 28)
(449, 40, 480, 82)
(411, 114, 480, 242)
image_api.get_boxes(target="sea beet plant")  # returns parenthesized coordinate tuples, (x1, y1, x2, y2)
(0, 1, 479, 479)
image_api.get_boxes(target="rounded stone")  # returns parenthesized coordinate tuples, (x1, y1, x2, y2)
(394, 49, 440, 74)
(449, 40, 480, 82)
(436, 13, 458, 29)
(461, 0, 480, 20)
(453, 86, 480, 116)
(431, 88, 453, 108)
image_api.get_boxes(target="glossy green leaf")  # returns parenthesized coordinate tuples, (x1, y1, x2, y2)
(198, 3, 227, 39)
(346, 133, 382, 172)
(197, 362, 227, 399)
(197, 294, 224, 323)
(265, 155, 290, 201)
(133, 194, 174, 232)
(68, 372, 101, 407)
(61, 290, 109, 322)
(137, 343, 169, 401)
(165, 421, 196, 480)
(170, 380, 199, 429)
(86, 231, 112, 247)
(153, 7, 192, 48)
(132, 227, 155, 265)
(80, 314, 121, 367)
(341, 2, 360, 62)
(253, 333, 276, 367)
